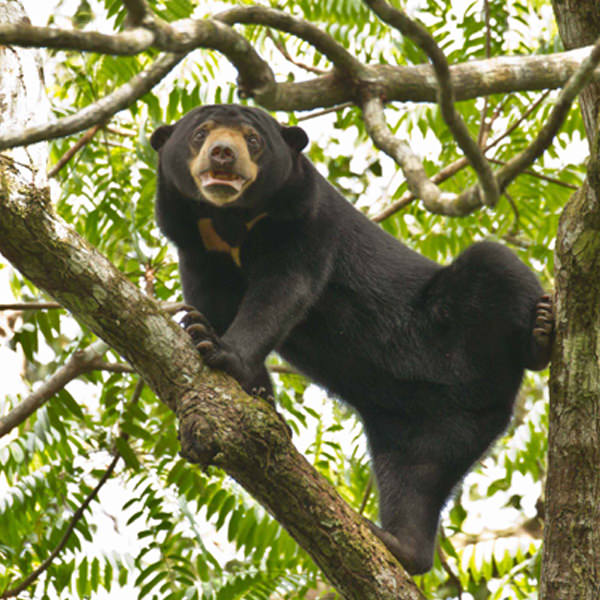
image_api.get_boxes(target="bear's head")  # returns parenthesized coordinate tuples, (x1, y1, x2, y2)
(151, 105, 308, 211)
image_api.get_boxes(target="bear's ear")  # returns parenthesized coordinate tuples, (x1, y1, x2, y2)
(150, 124, 175, 151)
(281, 125, 308, 152)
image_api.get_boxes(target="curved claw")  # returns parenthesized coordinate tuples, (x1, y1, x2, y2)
(186, 323, 209, 338)
(196, 340, 214, 353)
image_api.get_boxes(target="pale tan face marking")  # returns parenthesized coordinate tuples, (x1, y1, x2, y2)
(188, 124, 259, 206)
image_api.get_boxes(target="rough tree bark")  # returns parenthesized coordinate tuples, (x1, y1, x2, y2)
(541, 2, 600, 598)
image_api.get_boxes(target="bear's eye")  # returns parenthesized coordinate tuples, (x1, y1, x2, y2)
(245, 133, 261, 153)
(192, 127, 208, 145)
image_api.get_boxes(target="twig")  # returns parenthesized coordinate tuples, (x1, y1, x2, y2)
(364, 0, 500, 208)
(0, 53, 185, 151)
(47, 124, 102, 178)
(0, 302, 62, 310)
(105, 125, 136, 137)
(503, 190, 521, 234)
(436, 534, 463, 599)
(488, 158, 579, 189)
(296, 102, 355, 122)
(266, 30, 327, 75)
(477, 0, 491, 148)
(216, 6, 369, 78)
(358, 473, 374, 516)
(268, 363, 299, 375)
(0, 453, 120, 599)
(0, 340, 123, 438)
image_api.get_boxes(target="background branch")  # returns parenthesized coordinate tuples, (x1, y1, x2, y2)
(0, 18, 598, 111)
(364, 0, 500, 208)
(47, 124, 102, 178)
(361, 94, 442, 209)
(0, 339, 122, 438)
(496, 36, 600, 191)
(0, 452, 120, 599)
(0, 52, 184, 151)
(0, 301, 62, 310)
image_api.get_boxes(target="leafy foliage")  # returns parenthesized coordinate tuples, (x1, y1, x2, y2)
(0, 0, 585, 598)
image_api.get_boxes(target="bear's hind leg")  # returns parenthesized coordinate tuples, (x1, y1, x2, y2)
(367, 455, 446, 574)
(524, 293, 555, 371)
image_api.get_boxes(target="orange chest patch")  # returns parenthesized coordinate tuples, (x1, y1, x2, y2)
(197, 214, 266, 267)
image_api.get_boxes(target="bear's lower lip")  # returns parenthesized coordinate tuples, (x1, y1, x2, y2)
(200, 171, 246, 192)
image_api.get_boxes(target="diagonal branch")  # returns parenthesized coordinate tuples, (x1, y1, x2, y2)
(364, 0, 500, 208)
(361, 94, 443, 210)
(371, 90, 553, 222)
(0, 452, 120, 599)
(0, 52, 184, 151)
(0, 340, 133, 438)
(495, 35, 600, 191)
(47, 124, 102, 178)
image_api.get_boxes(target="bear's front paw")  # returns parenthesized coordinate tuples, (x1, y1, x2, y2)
(181, 309, 247, 383)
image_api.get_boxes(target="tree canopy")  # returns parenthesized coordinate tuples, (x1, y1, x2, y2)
(0, 0, 599, 599)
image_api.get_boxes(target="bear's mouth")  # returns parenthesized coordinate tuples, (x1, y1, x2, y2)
(200, 170, 247, 192)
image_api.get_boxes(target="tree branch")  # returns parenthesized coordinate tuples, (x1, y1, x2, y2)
(215, 5, 369, 78)
(0, 52, 185, 151)
(361, 94, 443, 210)
(364, 0, 500, 208)
(47, 124, 102, 178)
(0, 22, 154, 54)
(0, 452, 120, 599)
(122, 0, 151, 27)
(370, 90, 555, 222)
(0, 339, 131, 438)
(0, 18, 598, 111)
(0, 301, 61, 310)
(496, 35, 600, 191)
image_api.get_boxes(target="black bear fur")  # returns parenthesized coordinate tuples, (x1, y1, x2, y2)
(151, 104, 553, 574)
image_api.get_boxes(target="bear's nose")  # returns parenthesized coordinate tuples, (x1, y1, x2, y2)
(209, 141, 237, 168)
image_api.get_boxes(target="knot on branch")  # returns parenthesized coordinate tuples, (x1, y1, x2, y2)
(177, 391, 222, 468)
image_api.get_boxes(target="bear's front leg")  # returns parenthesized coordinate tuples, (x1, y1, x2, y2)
(182, 309, 251, 388)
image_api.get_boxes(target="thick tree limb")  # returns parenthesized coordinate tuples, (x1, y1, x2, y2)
(0, 18, 598, 110)
(0, 169, 423, 600)
(215, 5, 370, 78)
(122, 0, 151, 27)
(540, 2, 600, 597)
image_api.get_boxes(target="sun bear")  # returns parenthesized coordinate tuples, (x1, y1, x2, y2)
(151, 104, 553, 574)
